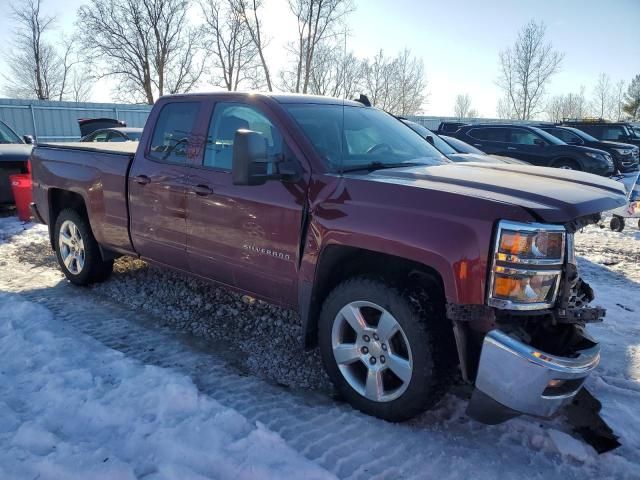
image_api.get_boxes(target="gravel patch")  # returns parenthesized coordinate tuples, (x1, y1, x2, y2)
(92, 258, 332, 392)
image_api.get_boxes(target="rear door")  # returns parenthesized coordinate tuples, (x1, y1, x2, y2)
(185, 100, 309, 304)
(129, 100, 204, 271)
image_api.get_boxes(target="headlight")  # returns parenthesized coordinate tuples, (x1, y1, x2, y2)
(613, 148, 630, 155)
(584, 152, 604, 160)
(488, 221, 566, 310)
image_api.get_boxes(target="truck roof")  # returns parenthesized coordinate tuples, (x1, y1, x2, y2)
(159, 91, 365, 107)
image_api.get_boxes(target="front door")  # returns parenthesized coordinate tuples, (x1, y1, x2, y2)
(129, 101, 203, 271)
(506, 127, 549, 166)
(186, 100, 309, 305)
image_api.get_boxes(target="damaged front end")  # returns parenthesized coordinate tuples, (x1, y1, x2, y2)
(454, 216, 609, 425)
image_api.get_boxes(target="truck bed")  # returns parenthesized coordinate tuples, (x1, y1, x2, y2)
(30, 142, 137, 255)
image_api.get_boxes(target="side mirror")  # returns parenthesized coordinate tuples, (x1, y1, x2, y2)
(23, 135, 35, 145)
(533, 138, 546, 147)
(232, 129, 300, 186)
(426, 135, 435, 145)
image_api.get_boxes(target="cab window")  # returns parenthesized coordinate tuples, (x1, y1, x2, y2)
(204, 103, 283, 171)
(148, 102, 201, 164)
(468, 127, 508, 142)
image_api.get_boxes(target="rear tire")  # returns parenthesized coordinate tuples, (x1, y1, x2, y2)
(553, 158, 581, 171)
(610, 216, 625, 232)
(318, 276, 452, 422)
(54, 208, 113, 285)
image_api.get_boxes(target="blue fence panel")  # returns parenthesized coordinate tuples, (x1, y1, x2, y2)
(0, 98, 152, 142)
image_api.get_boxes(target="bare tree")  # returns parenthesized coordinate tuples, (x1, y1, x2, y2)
(453, 94, 472, 119)
(361, 50, 395, 110)
(361, 49, 427, 116)
(281, 0, 353, 94)
(393, 48, 426, 116)
(71, 67, 93, 102)
(496, 95, 516, 119)
(3, 0, 68, 100)
(613, 80, 625, 121)
(592, 73, 613, 119)
(77, 0, 204, 104)
(232, 0, 272, 91)
(467, 108, 478, 118)
(201, 0, 261, 91)
(497, 20, 563, 120)
(308, 43, 361, 98)
(545, 87, 589, 122)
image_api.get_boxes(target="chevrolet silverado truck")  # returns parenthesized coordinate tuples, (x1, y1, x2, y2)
(29, 93, 627, 424)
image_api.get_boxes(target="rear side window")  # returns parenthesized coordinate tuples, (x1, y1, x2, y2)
(600, 126, 626, 141)
(574, 125, 600, 137)
(468, 127, 507, 142)
(204, 103, 283, 171)
(508, 128, 540, 145)
(148, 102, 201, 163)
(547, 128, 581, 144)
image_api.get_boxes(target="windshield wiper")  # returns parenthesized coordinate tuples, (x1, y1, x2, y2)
(341, 161, 429, 173)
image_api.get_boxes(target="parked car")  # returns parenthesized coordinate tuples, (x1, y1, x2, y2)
(30, 92, 626, 425)
(436, 121, 467, 135)
(402, 119, 527, 165)
(78, 118, 126, 137)
(561, 119, 640, 149)
(81, 127, 143, 143)
(449, 123, 615, 175)
(0, 120, 33, 204)
(535, 124, 639, 174)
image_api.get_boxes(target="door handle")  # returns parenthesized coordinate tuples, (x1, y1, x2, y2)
(133, 174, 151, 185)
(192, 184, 213, 196)
(507, 147, 517, 150)
(473, 144, 483, 147)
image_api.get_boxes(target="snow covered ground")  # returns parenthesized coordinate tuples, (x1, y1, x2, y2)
(0, 216, 639, 479)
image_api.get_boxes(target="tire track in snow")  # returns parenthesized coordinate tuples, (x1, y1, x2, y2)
(1, 224, 637, 479)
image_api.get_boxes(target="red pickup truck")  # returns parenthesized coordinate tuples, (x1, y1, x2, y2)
(30, 92, 627, 424)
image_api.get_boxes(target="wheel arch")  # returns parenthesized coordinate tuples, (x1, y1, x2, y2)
(551, 156, 583, 170)
(300, 244, 450, 351)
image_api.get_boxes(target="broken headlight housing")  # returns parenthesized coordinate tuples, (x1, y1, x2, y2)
(488, 220, 566, 310)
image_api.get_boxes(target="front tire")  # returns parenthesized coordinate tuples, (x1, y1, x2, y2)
(54, 208, 113, 285)
(318, 277, 451, 421)
(553, 158, 581, 171)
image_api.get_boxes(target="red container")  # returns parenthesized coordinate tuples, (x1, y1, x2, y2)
(9, 173, 33, 222)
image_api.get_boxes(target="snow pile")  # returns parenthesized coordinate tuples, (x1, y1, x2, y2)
(0, 294, 334, 480)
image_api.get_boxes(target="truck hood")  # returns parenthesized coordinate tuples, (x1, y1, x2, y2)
(0, 144, 33, 163)
(363, 162, 627, 223)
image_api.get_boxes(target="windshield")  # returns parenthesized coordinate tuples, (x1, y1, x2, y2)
(0, 121, 21, 144)
(440, 135, 485, 154)
(561, 126, 598, 142)
(530, 126, 565, 145)
(285, 104, 447, 172)
(402, 120, 457, 155)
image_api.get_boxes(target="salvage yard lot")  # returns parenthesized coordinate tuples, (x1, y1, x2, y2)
(1, 216, 639, 479)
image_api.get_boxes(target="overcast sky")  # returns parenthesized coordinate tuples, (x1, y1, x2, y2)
(0, 0, 638, 116)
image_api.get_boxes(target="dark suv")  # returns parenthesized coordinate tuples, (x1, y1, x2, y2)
(450, 123, 614, 176)
(535, 124, 639, 174)
(561, 120, 640, 149)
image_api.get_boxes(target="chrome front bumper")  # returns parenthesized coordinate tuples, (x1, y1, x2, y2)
(468, 329, 600, 424)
